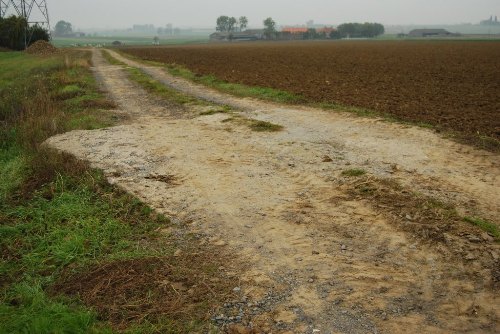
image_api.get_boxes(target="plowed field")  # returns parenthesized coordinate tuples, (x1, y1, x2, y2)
(123, 41, 500, 147)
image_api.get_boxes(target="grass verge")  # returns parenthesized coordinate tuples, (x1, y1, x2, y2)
(165, 63, 304, 104)
(1, 50, 237, 333)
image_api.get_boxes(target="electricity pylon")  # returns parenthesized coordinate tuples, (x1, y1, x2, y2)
(0, 0, 51, 48)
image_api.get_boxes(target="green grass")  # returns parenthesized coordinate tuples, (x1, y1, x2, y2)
(0, 50, 124, 333)
(0, 147, 27, 202)
(164, 63, 305, 104)
(0, 281, 108, 334)
(199, 105, 233, 115)
(341, 168, 367, 177)
(464, 217, 499, 241)
(0, 49, 236, 333)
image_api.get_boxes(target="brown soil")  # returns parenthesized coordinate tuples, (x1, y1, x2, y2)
(26, 40, 58, 56)
(44, 49, 500, 333)
(123, 41, 500, 148)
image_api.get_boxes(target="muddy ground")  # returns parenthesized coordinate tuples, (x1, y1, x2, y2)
(45, 49, 499, 333)
(123, 41, 500, 147)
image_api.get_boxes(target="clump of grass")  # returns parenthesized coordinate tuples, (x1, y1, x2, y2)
(341, 168, 367, 177)
(249, 119, 284, 132)
(57, 84, 84, 99)
(0, 281, 103, 334)
(221, 116, 283, 132)
(199, 105, 232, 116)
(464, 217, 499, 241)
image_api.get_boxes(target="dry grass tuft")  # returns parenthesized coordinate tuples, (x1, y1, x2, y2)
(54, 250, 239, 331)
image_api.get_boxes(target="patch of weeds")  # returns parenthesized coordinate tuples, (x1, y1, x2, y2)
(57, 84, 84, 100)
(248, 119, 284, 132)
(221, 117, 235, 123)
(341, 168, 367, 177)
(54, 254, 237, 332)
(66, 113, 115, 130)
(464, 217, 499, 241)
(343, 174, 498, 282)
(199, 105, 233, 116)
(166, 63, 197, 80)
(0, 147, 28, 203)
(221, 116, 283, 132)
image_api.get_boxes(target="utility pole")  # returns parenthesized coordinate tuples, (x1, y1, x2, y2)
(0, 0, 51, 49)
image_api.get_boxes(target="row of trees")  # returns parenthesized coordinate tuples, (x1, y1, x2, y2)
(331, 22, 385, 39)
(215, 16, 384, 40)
(216, 16, 277, 38)
(216, 16, 248, 32)
(0, 16, 49, 50)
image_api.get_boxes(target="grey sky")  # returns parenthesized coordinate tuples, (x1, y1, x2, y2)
(42, 0, 500, 29)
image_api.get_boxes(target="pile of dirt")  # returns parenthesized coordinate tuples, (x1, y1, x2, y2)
(26, 40, 58, 55)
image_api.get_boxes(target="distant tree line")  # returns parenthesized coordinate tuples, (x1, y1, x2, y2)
(0, 16, 49, 50)
(214, 16, 385, 41)
(331, 22, 385, 39)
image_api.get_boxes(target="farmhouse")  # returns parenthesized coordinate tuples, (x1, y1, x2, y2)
(408, 29, 457, 37)
(282, 26, 308, 34)
(210, 29, 264, 42)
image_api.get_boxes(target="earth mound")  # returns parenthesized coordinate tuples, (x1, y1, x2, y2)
(26, 40, 58, 55)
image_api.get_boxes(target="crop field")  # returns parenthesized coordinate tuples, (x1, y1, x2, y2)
(52, 36, 208, 48)
(123, 41, 500, 146)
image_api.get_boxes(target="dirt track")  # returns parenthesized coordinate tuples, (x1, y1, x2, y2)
(45, 49, 499, 333)
(123, 41, 500, 145)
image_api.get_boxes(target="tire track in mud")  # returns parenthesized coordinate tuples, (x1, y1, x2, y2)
(44, 49, 499, 333)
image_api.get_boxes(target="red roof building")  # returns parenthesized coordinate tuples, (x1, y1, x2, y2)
(282, 26, 308, 34)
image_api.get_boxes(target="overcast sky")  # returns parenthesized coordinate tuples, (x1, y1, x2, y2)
(26, 0, 500, 29)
